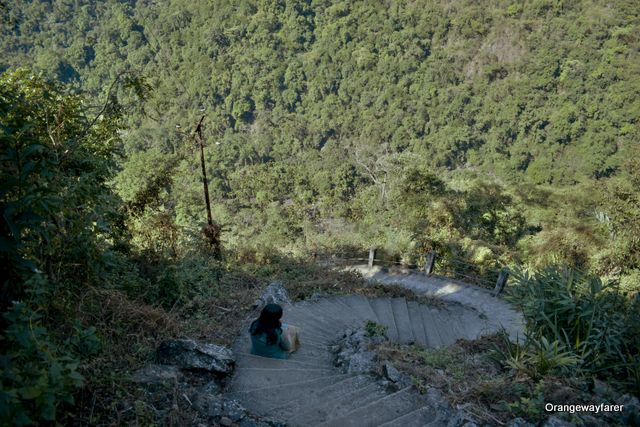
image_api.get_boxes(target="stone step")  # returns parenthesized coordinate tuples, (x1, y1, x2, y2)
(285, 303, 347, 341)
(230, 367, 335, 390)
(406, 300, 428, 347)
(338, 294, 379, 325)
(431, 308, 459, 346)
(282, 310, 336, 341)
(419, 306, 446, 348)
(235, 352, 329, 370)
(440, 306, 468, 343)
(316, 296, 369, 329)
(369, 298, 399, 341)
(286, 346, 334, 365)
(227, 374, 351, 415)
(391, 297, 415, 345)
(270, 374, 376, 422)
(291, 380, 387, 426)
(378, 405, 440, 427)
(325, 296, 368, 327)
(294, 322, 339, 345)
(319, 386, 425, 427)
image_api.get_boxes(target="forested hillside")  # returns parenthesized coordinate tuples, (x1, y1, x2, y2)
(3, 0, 639, 275)
(1, 1, 639, 424)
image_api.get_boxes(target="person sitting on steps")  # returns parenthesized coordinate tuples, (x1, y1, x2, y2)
(249, 303, 300, 359)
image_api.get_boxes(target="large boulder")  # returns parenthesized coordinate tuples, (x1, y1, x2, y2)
(156, 339, 234, 375)
(254, 281, 291, 308)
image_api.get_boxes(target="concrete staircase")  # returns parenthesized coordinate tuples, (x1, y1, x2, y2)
(228, 293, 506, 426)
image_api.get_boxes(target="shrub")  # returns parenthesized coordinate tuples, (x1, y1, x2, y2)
(0, 299, 99, 425)
(505, 265, 640, 392)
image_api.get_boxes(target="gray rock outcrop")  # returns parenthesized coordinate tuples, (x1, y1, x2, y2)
(156, 338, 235, 375)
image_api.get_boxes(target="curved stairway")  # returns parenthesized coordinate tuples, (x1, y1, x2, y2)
(228, 293, 508, 426)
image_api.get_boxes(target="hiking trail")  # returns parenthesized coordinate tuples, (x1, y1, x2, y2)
(228, 265, 524, 426)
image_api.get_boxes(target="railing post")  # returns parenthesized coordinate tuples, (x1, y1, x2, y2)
(494, 269, 509, 296)
(424, 251, 436, 275)
(368, 248, 376, 267)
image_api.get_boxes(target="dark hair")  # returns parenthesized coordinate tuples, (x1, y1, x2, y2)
(249, 303, 283, 345)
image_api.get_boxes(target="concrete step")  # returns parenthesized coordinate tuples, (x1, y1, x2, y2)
(430, 308, 458, 346)
(227, 374, 351, 415)
(286, 346, 334, 365)
(235, 352, 330, 370)
(391, 297, 415, 345)
(338, 294, 379, 325)
(406, 300, 428, 347)
(285, 302, 347, 341)
(267, 374, 374, 420)
(440, 306, 467, 343)
(325, 296, 368, 327)
(420, 306, 446, 348)
(316, 296, 370, 330)
(291, 380, 387, 426)
(369, 298, 399, 341)
(379, 404, 443, 427)
(329, 297, 371, 330)
(283, 310, 336, 341)
(319, 386, 425, 427)
(230, 367, 335, 390)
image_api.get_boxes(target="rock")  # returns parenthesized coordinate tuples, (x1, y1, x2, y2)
(382, 362, 402, 383)
(578, 415, 605, 427)
(220, 417, 233, 426)
(543, 415, 575, 427)
(222, 399, 246, 422)
(507, 417, 535, 427)
(199, 380, 220, 396)
(199, 396, 223, 418)
(156, 339, 234, 375)
(131, 364, 181, 384)
(620, 394, 640, 425)
(254, 281, 291, 308)
(447, 406, 480, 427)
(346, 351, 376, 374)
(592, 379, 612, 397)
(334, 328, 377, 374)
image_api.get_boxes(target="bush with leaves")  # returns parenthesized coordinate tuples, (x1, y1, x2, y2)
(505, 265, 640, 393)
(0, 69, 135, 423)
(0, 276, 100, 426)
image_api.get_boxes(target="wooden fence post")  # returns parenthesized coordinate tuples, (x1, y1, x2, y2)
(368, 248, 376, 267)
(493, 269, 509, 296)
(424, 251, 436, 275)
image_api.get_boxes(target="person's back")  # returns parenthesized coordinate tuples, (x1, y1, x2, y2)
(249, 303, 293, 359)
(250, 326, 290, 359)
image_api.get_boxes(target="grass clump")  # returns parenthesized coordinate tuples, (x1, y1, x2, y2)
(364, 321, 388, 338)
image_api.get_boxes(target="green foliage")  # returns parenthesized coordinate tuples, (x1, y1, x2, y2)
(0, 277, 99, 425)
(364, 320, 387, 338)
(0, 69, 134, 423)
(0, 68, 125, 303)
(502, 336, 581, 379)
(505, 265, 640, 393)
(2, 0, 639, 272)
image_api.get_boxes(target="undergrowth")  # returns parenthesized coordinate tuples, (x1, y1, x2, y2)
(376, 334, 634, 425)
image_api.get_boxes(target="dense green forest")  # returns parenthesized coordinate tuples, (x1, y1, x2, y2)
(1, 0, 639, 424)
(3, 0, 640, 274)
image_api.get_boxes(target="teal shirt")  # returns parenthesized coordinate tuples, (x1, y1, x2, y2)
(250, 327, 291, 360)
